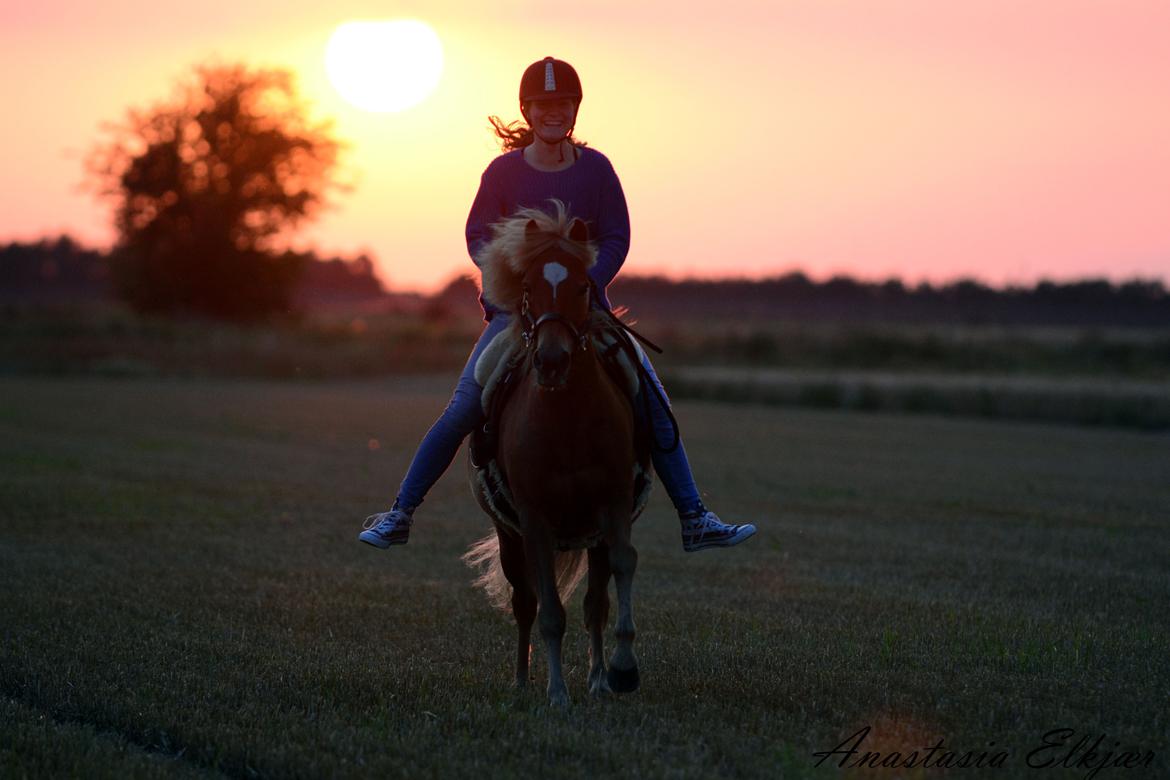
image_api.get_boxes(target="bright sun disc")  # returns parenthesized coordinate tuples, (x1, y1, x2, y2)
(325, 20, 443, 113)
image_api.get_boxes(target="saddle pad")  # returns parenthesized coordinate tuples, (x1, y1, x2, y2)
(474, 325, 523, 416)
(591, 326, 644, 400)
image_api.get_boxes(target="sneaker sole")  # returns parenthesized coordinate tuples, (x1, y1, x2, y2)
(684, 524, 757, 552)
(358, 532, 407, 549)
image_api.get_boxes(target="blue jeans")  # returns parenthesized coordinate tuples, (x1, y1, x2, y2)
(396, 315, 703, 515)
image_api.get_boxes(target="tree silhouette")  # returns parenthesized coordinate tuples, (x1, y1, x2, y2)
(88, 63, 343, 320)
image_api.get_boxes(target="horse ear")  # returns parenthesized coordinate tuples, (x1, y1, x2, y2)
(525, 219, 540, 236)
(568, 218, 589, 242)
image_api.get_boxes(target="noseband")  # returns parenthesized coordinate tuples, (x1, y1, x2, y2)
(520, 290, 591, 352)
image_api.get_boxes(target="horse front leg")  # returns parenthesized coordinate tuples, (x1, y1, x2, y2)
(497, 528, 535, 688)
(607, 520, 640, 693)
(583, 543, 612, 696)
(525, 526, 569, 707)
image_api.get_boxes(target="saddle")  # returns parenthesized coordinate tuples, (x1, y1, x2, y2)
(469, 317, 653, 547)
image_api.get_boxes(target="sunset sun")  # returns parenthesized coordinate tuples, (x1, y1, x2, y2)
(325, 20, 443, 113)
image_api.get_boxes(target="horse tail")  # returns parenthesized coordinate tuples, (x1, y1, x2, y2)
(463, 532, 511, 611)
(463, 531, 590, 612)
(554, 548, 589, 604)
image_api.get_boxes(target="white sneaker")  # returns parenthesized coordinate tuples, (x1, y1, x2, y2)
(681, 509, 756, 552)
(358, 508, 412, 549)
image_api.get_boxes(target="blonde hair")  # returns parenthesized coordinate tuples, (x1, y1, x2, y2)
(477, 199, 597, 313)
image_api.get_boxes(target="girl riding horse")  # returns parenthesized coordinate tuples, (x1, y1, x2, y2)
(360, 56, 756, 552)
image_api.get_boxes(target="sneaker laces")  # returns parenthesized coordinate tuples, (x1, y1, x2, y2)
(363, 510, 410, 532)
(685, 510, 730, 533)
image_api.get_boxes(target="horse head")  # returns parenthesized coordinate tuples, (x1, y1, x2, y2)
(520, 218, 592, 389)
(477, 200, 598, 390)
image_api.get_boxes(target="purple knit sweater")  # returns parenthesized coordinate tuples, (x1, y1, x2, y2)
(465, 146, 631, 319)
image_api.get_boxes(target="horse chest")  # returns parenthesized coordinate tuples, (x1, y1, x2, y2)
(499, 386, 634, 512)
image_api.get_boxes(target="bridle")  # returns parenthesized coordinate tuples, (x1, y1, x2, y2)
(519, 288, 592, 353)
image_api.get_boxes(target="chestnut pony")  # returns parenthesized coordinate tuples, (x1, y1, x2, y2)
(464, 201, 643, 707)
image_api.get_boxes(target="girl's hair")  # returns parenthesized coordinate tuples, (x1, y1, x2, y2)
(487, 115, 587, 151)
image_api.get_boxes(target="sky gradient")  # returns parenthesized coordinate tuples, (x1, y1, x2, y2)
(2, 0, 1168, 292)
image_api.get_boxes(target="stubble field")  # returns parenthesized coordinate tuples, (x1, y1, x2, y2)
(1, 376, 1168, 778)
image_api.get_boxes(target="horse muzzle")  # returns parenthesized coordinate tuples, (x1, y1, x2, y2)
(533, 344, 571, 390)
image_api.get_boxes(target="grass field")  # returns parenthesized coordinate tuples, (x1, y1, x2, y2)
(2, 376, 1168, 778)
(663, 367, 1170, 430)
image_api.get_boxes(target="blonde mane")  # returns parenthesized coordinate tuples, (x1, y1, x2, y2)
(477, 199, 598, 314)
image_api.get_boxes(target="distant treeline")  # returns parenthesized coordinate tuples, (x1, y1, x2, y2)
(4, 236, 1169, 327)
(609, 274, 1170, 327)
(0, 236, 383, 306)
(0, 236, 107, 299)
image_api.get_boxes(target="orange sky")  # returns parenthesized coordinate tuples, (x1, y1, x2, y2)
(2, 0, 1168, 292)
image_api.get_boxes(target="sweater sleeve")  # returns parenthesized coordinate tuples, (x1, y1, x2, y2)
(588, 156, 631, 291)
(465, 165, 502, 267)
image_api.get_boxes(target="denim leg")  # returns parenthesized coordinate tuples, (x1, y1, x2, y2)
(396, 315, 511, 510)
(638, 352, 704, 515)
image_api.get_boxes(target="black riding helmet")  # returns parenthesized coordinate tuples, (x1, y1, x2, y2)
(519, 57, 582, 154)
(519, 56, 582, 105)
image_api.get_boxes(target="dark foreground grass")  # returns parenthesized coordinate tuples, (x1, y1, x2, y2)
(1, 377, 1168, 779)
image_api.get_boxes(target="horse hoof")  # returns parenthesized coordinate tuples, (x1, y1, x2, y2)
(548, 690, 571, 708)
(606, 664, 640, 694)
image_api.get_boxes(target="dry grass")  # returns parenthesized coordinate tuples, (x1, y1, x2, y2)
(1, 376, 1168, 778)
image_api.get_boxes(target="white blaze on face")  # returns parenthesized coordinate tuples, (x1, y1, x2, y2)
(543, 262, 569, 302)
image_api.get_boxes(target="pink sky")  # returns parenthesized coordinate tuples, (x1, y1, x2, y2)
(2, 0, 1168, 292)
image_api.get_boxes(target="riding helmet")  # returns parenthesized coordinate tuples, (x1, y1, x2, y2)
(519, 56, 582, 105)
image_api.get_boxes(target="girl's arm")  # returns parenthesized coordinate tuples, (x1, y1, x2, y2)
(589, 157, 631, 290)
(465, 168, 503, 266)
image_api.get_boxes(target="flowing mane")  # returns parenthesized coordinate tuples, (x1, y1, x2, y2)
(478, 199, 598, 314)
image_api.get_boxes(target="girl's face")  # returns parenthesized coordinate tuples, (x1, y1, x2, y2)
(525, 98, 578, 143)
